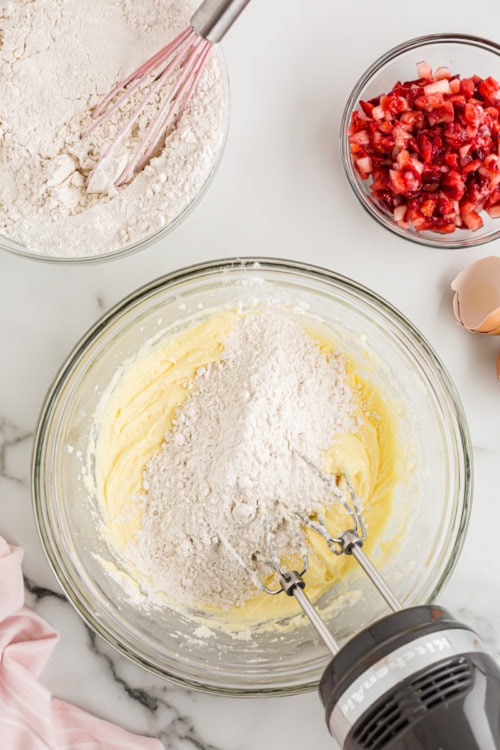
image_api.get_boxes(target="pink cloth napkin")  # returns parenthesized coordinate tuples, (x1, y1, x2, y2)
(0, 536, 163, 749)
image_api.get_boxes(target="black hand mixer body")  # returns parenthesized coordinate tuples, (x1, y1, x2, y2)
(261, 463, 500, 750)
(319, 604, 500, 750)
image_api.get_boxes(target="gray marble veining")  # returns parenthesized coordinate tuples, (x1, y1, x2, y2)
(1, 1, 500, 748)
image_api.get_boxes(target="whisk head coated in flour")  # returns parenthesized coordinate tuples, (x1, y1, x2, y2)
(84, 0, 252, 188)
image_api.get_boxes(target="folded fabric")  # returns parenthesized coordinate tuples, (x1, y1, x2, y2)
(0, 536, 163, 749)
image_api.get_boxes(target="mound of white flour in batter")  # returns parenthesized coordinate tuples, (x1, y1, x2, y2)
(0, 0, 226, 257)
(135, 311, 358, 610)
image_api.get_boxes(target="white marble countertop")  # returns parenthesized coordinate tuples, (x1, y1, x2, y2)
(1, 1, 500, 748)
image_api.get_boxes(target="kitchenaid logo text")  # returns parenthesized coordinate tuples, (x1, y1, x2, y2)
(341, 637, 452, 716)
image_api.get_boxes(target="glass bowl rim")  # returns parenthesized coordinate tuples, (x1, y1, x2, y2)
(31, 256, 473, 695)
(339, 32, 500, 250)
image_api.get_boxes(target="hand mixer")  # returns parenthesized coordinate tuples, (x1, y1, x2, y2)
(256, 462, 500, 750)
(85, 0, 252, 187)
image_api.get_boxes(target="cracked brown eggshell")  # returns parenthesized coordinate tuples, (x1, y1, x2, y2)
(451, 256, 500, 335)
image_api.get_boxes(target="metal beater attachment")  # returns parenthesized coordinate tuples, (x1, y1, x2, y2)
(255, 453, 368, 597)
(255, 458, 402, 655)
(296, 455, 401, 612)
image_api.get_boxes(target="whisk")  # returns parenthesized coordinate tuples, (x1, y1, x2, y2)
(243, 460, 500, 749)
(85, 0, 252, 187)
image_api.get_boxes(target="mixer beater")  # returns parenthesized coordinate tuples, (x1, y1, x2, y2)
(253, 461, 500, 750)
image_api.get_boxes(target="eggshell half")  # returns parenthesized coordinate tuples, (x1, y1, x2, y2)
(451, 256, 500, 334)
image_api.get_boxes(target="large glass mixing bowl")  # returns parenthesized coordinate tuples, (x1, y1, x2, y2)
(32, 258, 472, 695)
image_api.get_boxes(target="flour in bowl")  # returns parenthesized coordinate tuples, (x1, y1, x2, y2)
(0, 0, 226, 258)
(124, 311, 358, 610)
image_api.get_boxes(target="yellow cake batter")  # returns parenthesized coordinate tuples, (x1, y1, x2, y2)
(94, 306, 401, 627)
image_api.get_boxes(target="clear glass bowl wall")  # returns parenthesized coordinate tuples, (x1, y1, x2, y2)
(32, 259, 472, 695)
(340, 34, 500, 248)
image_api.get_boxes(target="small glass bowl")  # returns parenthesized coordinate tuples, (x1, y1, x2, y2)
(340, 34, 500, 249)
(32, 258, 472, 695)
(0, 53, 229, 265)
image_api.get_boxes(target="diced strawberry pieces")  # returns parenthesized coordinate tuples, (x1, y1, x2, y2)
(389, 169, 407, 194)
(479, 76, 500, 103)
(461, 210, 483, 229)
(437, 192, 455, 217)
(380, 93, 410, 116)
(433, 222, 457, 233)
(396, 149, 420, 172)
(360, 100, 375, 117)
(482, 153, 500, 175)
(393, 205, 407, 224)
(460, 78, 475, 98)
(486, 186, 500, 208)
(464, 102, 484, 127)
(417, 61, 433, 79)
(424, 79, 452, 96)
(348, 61, 500, 235)
(444, 152, 459, 168)
(486, 202, 500, 218)
(427, 101, 454, 125)
(400, 110, 425, 129)
(434, 66, 452, 80)
(417, 132, 434, 162)
(463, 158, 483, 174)
(349, 129, 370, 146)
(444, 122, 468, 149)
(415, 92, 445, 110)
(442, 170, 466, 200)
(356, 156, 373, 175)
(420, 198, 436, 217)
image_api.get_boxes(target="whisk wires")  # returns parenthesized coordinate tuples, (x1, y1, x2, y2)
(84, 26, 213, 187)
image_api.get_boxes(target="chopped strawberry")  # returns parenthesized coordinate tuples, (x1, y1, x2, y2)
(434, 66, 452, 80)
(350, 129, 370, 146)
(417, 61, 433, 79)
(389, 169, 408, 194)
(356, 156, 373, 175)
(461, 210, 483, 229)
(424, 79, 452, 96)
(427, 101, 455, 125)
(464, 102, 484, 127)
(420, 197, 437, 217)
(415, 92, 445, 110)
(433, 222, 457, 233)
(380, 93, 410, 116)
(486, 202, 500, 218)
(360, 100, 375, 117)
(478, 76, 500, 103)
(462, 158, 483, 174)
(444, 151, 459, 168)
(347, 61, 500, 234)
(460, 78, 475, 98)
(442, 170, 466, 200)
(393, 205, 408, 225)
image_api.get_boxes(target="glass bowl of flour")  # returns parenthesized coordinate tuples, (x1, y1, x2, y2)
(32, 258, 472, 694)
(0, 0, 229, 262)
